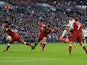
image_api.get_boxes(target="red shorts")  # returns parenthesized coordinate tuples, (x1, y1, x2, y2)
(70, 32, 82, 43)
(38, 34, 47, 41)
(11, 34, 22, 42)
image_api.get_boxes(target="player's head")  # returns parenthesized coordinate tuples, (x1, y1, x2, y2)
(2, 21, 9, 28)
(45, 24, 50, 29)
(68, 15, 75, 20)
(75, 18, 79, 22)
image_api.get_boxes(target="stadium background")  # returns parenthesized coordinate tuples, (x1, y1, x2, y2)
(0, 0, 87, 43)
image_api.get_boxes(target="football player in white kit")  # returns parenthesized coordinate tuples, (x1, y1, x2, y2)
(60, 16, 77, 48)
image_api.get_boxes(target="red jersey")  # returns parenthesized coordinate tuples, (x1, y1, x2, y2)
(5, 27, 21, 42)
(6, 27, 18, 37)
(70, 22, 83, 42)
(38, 23, 57, 40)
(73, 22, 83, 33)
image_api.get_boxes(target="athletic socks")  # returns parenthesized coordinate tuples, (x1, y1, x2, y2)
(42, 44, 46, 51)
(25, 42, 31, 46)
(68, 45, 72, 55)
(3, 45, 10, 52)
(31, 42, 38, 50)
(83, 46, 87, 54)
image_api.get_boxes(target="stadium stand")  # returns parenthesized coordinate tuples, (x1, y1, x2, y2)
(0, 0, 87, 43)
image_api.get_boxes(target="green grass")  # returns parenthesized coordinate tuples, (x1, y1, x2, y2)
(0, 43, 87, 65)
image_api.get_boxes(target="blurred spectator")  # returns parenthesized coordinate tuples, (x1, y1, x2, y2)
(0, 0, 87, 43)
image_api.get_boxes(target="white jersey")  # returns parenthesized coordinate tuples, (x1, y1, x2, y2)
(83, 28, 87, 37)
(66, 19, 75, 26)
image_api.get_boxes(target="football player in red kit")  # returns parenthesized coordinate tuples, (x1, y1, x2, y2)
(67, 18, 87, 55)
(2, 21, 32, 52)
(31, 22, 58, 51)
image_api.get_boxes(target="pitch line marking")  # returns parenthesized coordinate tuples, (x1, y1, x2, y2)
(0, 57, 63, 62)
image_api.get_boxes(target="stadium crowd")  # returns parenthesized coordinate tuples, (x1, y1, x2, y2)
(0, 0, 87, 43)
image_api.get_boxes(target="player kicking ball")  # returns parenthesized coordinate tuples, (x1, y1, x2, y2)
(31, 22, 58, 51)
(2, 21, 32, 52)
(67, 18, 87, 55)
(60, 16, 76, 48)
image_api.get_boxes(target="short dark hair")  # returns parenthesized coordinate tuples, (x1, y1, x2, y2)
(75, 18, 79, 21)
(69, 15, 75, 19)
(4, 21, 10, 25)
(4, 21, 9, 24)
(47, 24, 50, 27)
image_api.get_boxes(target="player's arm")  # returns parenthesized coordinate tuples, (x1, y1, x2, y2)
(51, 28, 58, 33)
(66, 26, 73, 35)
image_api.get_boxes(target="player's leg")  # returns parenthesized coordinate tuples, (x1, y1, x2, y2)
(68, 33, 76, 55)
(40, 41, 42, 48)
(3, 39, 13, 52)
(74, 42, 76, 48)
(33, 39, 39, 48)
(40, 37, 47, 51)
(31, 35, 42, 50)
(31, 39, 40, 50)
(18, 38, 31, 46)
(3, 35, 14, 52)
(68, 41, 73, 55)
(3, 43, 11, 52)
(78, 38, 87, 54)
(79, 42, 87, 53)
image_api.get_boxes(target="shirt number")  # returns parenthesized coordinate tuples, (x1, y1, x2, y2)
(77, 25, 81, 30)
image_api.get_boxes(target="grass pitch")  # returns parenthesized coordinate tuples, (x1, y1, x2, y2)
(0, 43, 87, 65)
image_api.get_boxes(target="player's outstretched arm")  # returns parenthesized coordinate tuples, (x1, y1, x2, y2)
(51, 27, 58, 33)
(66, 26, 73, 35)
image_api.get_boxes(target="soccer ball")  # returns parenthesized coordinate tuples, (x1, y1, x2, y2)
(6, 36, 12, 41)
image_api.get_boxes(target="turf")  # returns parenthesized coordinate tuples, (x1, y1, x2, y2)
(0, 43, 87, 65)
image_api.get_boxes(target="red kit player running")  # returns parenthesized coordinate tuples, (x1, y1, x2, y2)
(2, 21, 32, 52)
(32, 22, 58, 51)
(67, 18, 87, 55)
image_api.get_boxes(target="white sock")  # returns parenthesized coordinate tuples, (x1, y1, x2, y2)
(61, 30, 67, 37)
(24, 42, 26, 45)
